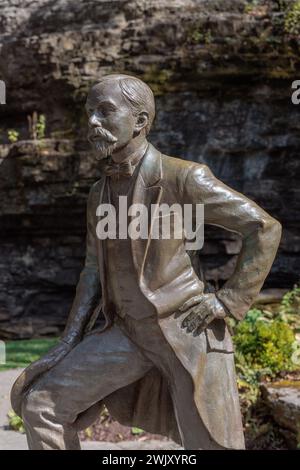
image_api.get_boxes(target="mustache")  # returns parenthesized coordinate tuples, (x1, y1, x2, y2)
(88, 126, 118, 144)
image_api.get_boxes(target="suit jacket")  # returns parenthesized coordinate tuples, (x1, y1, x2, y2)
(11, 143, 282, 449)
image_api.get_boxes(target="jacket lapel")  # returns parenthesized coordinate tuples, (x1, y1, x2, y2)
(131, 143, 163, 281)
(94, 174, 113, 326)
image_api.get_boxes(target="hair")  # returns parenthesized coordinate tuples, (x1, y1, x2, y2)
(94, 73, 155, 135)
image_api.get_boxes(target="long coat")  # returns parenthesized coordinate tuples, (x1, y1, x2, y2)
(11, 143, 282, 449)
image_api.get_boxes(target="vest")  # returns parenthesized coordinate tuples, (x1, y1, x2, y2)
(103, 159, 156, 320)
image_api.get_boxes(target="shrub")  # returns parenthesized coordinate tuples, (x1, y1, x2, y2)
(7, 410, 25, 433)
(7, 129, 19, 143)
(28, 112, 46, 140)
(234, 309, 297, 377)
(284, 1, 300, 36)
(279, 286, 300, 326)
(232, 287, 300, 412)
(36, 114, 46, 140)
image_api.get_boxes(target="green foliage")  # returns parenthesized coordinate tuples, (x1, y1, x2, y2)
(142, 66, 174, 95)
(84, 427, 93, 439)
(36, 114, 46, 140)
(7, 410, 25, 433)
(244, 0, 263, 14)
(0, 338, 58, 371)
(7, 129, 19, 143)
(232, 286, 300, 410)
(284, 1, 300, 36)
(234, 313, 296, 375)
(189, 28, 212, 45)
(279, 286, 300, 324)
(131, 427, 144, 435)
(28, 112, 47, 140)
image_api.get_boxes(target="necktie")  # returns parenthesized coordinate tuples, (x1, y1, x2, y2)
(98, 144, 148, 179)
(99, 158, 135, 178)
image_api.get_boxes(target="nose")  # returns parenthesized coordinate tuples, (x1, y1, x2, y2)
(88, 113, 101, 128)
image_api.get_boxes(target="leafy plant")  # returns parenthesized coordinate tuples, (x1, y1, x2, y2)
(234, 311, 297, 376)
(232, 286, 300, 410)
(7, 129, 19, 143)
(84, 427, 93, 439)
(28, 112, 46, 140)
(284, 0, 300, 36)
(131, 427, 144, 435)
(190, 28, 212, 44)
(279, 286, 300, 327)
(244, 0, 265, 14)
(36, 114, 46, 140)
(7, 410, 25, 433)
(232, 287, 300, 447)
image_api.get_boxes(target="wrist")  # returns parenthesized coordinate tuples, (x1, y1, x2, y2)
(60, 331, 81, 347)
(215, 294, 231, 318)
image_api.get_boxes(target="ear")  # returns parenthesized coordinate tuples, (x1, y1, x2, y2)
(134, 111, 149, 134)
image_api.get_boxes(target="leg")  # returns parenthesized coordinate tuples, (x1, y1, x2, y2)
(115, 314, 226, 450)
(168, 365, 226, 450)
(22, 324, 153, 450)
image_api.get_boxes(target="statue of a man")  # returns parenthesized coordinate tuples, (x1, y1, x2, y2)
(11, 74, 282, 450)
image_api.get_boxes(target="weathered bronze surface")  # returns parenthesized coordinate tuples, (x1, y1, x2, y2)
(11, 74, 282, 450)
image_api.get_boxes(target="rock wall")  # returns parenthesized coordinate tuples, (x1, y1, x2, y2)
(0, 0, 299, 338)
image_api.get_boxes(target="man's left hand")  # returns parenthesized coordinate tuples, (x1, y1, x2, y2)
(174, 293, 229, 336)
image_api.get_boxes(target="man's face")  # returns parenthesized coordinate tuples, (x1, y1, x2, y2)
(85, 80, 136, 159)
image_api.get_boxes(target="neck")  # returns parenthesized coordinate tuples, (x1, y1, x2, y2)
(111, 135, 148, 163)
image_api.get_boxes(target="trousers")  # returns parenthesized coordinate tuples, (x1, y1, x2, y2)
(21, 313, 225, 450)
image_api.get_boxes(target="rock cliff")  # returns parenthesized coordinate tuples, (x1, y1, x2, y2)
(0, 0, 299, 337)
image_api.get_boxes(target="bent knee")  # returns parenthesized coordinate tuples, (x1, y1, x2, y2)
(21, 386, 49, 422)
(21, 381, 77, 426)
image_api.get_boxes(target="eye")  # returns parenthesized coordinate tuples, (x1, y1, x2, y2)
(98, 106, 109, 117)
(98, 104, 115, 117)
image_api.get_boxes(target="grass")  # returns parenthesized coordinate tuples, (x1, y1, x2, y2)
(0, 338, 58, 371)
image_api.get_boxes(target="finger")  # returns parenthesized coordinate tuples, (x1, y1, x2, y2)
(193, 313, 215, 337)
(186, 314, 202, 333)
(178, 295, 205, 313)
(192, 304, 209, 322)
(174, 304, 195, 319)
(184, 307, 209, 333)
(181, 310, 198, 329)
(193, 311, 210, 330)
(174, 310, 184, 319)
(187, 310, 207, 333)
(192, 313, 215, 337)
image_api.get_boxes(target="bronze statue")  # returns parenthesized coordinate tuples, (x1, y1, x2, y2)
(11, 74, 282, 450)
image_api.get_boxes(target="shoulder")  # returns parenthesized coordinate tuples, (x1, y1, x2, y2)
(86, 179, 103, 209)
(160, 152, 214, 186)
(89, 179, 102, 194)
